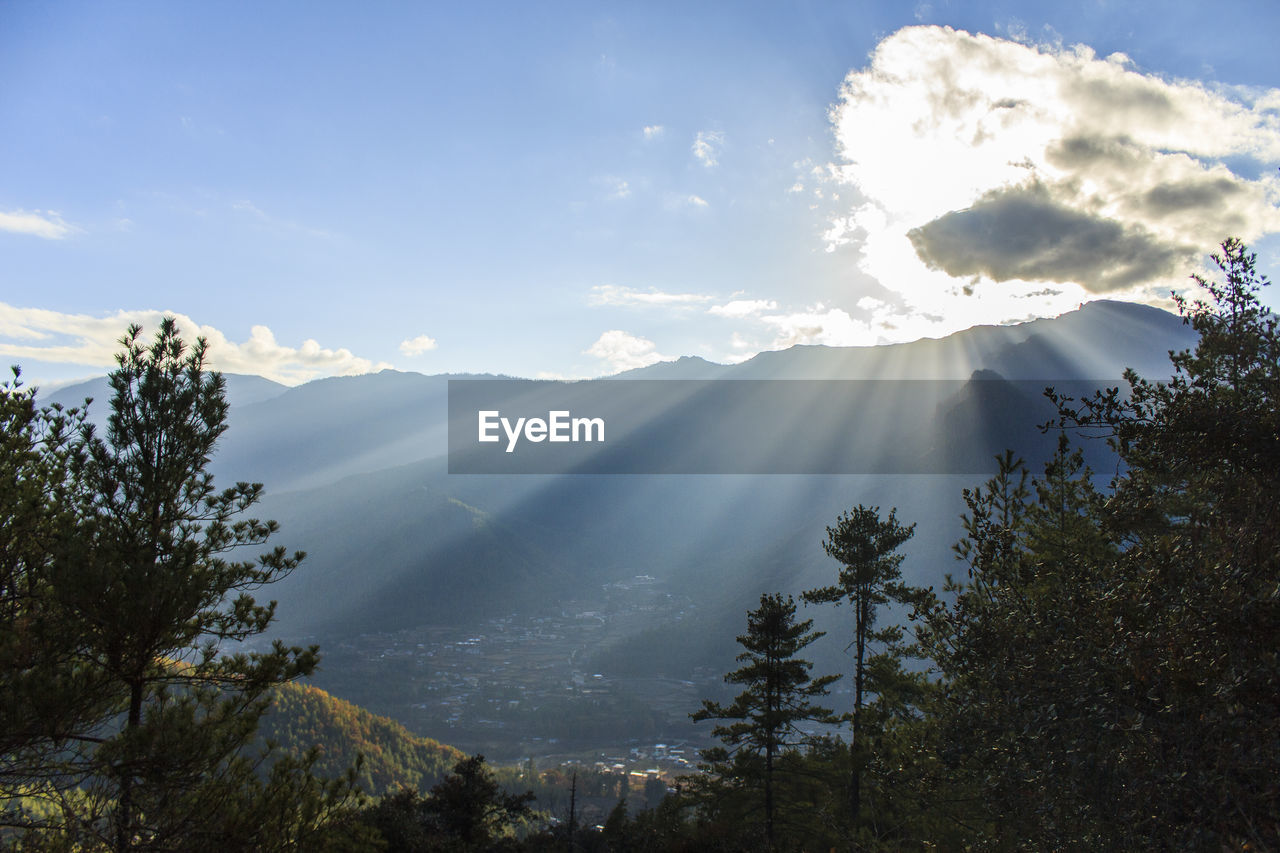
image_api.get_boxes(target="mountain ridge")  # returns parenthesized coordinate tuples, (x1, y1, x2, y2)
(37, 299, 1201, 758)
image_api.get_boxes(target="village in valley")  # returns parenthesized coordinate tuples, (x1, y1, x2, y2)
(300, 574, 721, 777)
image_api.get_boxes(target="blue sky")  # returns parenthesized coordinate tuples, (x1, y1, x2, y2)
(3, 1, 1279, 385)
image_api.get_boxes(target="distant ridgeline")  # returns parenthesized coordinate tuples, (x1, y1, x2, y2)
(45, 299, 1203, 717)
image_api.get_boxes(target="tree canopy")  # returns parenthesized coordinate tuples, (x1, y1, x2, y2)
(916, 238, 1280, 849)
(691, 592, 838, 849)
(0, 320, 368, 851)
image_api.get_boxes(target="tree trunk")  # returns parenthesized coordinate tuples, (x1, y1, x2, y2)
(115, 679, 144, 853)
(567, 770, 577, 852)
(851, 592, 867, 824)
(765, 737, 775, 850)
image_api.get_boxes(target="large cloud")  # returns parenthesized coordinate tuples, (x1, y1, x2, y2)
(908, 181, 1188, 292)
(0, 304, 391, 385)
(827, 26, 1280, 324)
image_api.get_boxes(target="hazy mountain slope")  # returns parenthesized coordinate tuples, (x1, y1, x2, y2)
(47, 372, 288, 419)
(41, 303, 1191, 498)
(35, 303, 1190, 665)
(194, 300, 1201, 749)
(256, 458, 573, 638)
(34, 302, 1197, 723)
(620, 301, 1193, 381)
(242, 301, 1192, 649)
(216, 371, 454, 492)
(31, 300, 1182, 507)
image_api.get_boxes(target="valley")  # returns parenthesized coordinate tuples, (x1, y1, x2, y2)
(289, 573, 722, 766)
(50, 299, 1196, 772)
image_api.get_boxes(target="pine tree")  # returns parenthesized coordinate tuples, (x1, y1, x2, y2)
(921, 442, 1122, 846)
(800, 505, 925, 826)
(421, 754, 534, 851)
(692, 593, 838, 850)
(0, 370, 116, 823)
(0, 320, 375, 850)
(46, 319, 319, 849)
(924, 239, 1280, 848)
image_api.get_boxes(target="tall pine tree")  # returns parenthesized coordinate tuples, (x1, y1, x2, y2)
(1, 320, 373, 851)
(692, 593, 838, 850)
(801, 505, 926, 826)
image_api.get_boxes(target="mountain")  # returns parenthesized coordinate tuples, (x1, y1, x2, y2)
(38, 301, 1200, 757)
(42, 302, 1192, 494)
(620, 300, 1192, 381)
(48, 372, 289, 413)
(256, 462, 573, 637)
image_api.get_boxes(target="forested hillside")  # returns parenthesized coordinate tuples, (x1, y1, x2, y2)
(261, 682, 464, 797)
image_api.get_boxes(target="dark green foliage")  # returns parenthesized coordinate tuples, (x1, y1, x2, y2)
(691, 593, 838, 849)
(355, 755, 533, 852)
(916, 444, 1123, 846)
(0, 320, 372, 851)
(150, 749, 377, 852)
(422, 755, 534, 850)
(357, 786, 435, 851)
(599, 798, 630, 850)
(0, 370, 113, 801)
(920, 239, 1280, 849)
(72, 321, 321, 850)
(801, 505, 928, 828)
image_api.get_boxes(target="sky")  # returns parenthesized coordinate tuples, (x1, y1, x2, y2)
(2, 0, 1279, 386)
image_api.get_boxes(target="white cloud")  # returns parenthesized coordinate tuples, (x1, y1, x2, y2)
(596, 176, 632, 200)
(692, 130, 724, 167)
(643, 124, 664, 140)
(589, 285, 712, 307)
(758, 305, 869, 348)
(398, 334, 438, 356)
(708, 299, 778, 318)
(823, 25, 1280, 337)
(584, 330, 670, 373)
(663, 193, 711, 210)
(713, 297, 945, 353)
(0, 304, 391, 385)
(0, 209, 75, 239)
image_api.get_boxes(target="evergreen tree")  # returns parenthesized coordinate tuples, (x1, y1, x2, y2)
(917, 442, 1121, 846)
(691, 593, 838, 850)
(599, 797, 630, 851)
(1066, 237, 1280, 847)
(0, 320, 370, 851)
(921, 239, 1280, 849)
(54, 319, 319, 850)
(421, 754, 534, 851)
(800, 505, 925, 826)
(355, 786, 434, 851)
(0, 371, 116, 824)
